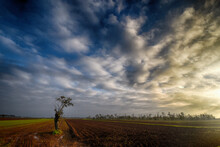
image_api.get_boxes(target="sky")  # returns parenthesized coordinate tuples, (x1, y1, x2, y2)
(0, 0, 220, 118)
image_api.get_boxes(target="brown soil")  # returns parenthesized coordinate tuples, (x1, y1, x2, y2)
(109, 119, 220, 127)
(66, 119, 220, 147)
(0, 119, 84, 147)
(2, 119, 220, 147)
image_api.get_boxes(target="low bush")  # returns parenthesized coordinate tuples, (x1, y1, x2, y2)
(52, 129, 63, 135)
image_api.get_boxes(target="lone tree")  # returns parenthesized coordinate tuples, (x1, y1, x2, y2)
(54, 96, 74, 130)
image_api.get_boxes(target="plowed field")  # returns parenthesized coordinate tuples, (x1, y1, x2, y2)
(2, 118, 220, 146)
(0, 119, 83, 147)
(66, 119, 220, 147)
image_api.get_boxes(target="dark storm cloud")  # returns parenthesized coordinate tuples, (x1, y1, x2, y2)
(0, 0, 220, 117)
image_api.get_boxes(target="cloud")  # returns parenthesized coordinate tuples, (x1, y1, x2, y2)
(0, 0, 220, 117)
(107, 14, 118, 24)
(0, 35, 21, 53)
(62, 37, 90, 53)
(48, 0, 117, 53)
(146, 0, 220, 115)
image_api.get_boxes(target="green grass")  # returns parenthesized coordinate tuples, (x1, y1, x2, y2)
(52, 129, 63, 135)
(0, 119, 52, 128)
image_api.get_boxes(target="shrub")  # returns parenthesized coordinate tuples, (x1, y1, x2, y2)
(52, 129, 63, 135)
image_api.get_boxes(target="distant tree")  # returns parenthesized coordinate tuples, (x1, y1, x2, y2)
(54, 96, 74, 130)
(91, 112, 215, 121)
(179, 112, 185, 120)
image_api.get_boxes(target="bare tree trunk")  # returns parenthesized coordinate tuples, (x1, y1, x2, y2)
(54, 113, 60, 130)
(54, 119, 58, 130)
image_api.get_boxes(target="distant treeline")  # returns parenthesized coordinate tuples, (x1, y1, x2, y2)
(89, 112, 215, 120)
(0, 114, 16, 118)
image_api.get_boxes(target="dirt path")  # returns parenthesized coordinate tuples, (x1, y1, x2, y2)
(58, 119, 85, 147)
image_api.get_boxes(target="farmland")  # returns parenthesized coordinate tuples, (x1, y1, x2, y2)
(1, 118, 220, 146)
(0, 118, 51, 128)
(66, 119, 220, 146)
(0, 118, 82, 146)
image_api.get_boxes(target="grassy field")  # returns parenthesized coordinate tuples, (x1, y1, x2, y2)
(0, 118, 52, 128)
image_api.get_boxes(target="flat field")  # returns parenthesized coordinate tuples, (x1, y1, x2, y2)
(1, 118, 220, 146)
(0, 118, 51, 128)
(0, 118, 81, 147)
(66, 119, 220, 147)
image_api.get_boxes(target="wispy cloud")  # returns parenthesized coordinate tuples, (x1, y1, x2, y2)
(0, 0, 220, 117)
(0, 35, 22, 53)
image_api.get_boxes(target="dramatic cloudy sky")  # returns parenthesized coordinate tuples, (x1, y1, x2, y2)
(0, 0, 220, 117)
